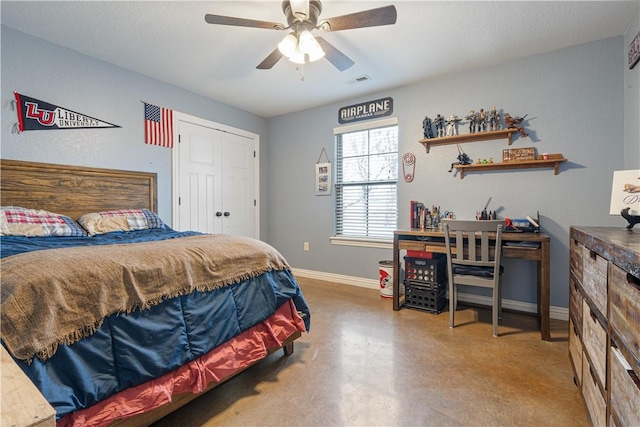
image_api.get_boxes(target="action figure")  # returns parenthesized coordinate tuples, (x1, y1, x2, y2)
(449, 144, 472, 172)
(433, 114, 445, 138)
(465, 110, 478, 133)
(422, 116, 434, 139)
(504, 113, 528, 137)
(488, 107, 500, 131)
(478, 108, 487, 132)
(445, 113, 461, 136)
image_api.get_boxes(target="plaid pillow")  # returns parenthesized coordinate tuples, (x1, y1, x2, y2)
(78, 209, 166, 235)
(0, 207, 87, 237)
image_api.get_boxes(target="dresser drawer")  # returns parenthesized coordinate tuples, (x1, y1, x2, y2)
(569, 318, 582, 385)
(610, 346, 640, 427)
(582, 246, 608, 316)
(569, 274, 583, 333)
(582, 299, 607, 388)
(582, 353, 607, 427)
(570, 238, 583, 283)
(609, 264, 640, 372)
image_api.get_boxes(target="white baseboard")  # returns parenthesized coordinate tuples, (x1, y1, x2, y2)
(291, 267, 569, 321)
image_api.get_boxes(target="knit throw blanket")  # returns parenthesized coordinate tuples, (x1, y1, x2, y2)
(1, 234, 290, 363)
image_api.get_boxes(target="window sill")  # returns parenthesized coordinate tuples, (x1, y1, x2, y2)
(330, 236, 393, 249)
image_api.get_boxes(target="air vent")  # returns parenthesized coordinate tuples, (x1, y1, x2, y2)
(346, 75, 371, 85)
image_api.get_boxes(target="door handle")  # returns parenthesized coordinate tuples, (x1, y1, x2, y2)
(223, 212, 230, 217)
(216, 212, 222, 217)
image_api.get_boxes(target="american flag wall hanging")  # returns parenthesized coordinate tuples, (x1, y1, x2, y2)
(13, 92, 120, 132)
(144, 102, 174, 148)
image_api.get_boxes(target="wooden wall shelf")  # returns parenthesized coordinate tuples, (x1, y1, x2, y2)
(453, 158, 567, 179)
(419, 128, 518, 153)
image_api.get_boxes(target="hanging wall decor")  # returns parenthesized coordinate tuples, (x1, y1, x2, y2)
(143, 102, 174, 148)
(402, 152, 416, 182)
(338, 97, 393, 124)
(629, 30, 640, 69)
(315, 147, 332, 196)
(13, 92, 120, 132)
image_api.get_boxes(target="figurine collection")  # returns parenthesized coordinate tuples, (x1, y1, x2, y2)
(422, 107, 528, 139)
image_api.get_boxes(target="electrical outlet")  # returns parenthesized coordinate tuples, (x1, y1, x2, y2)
(303, 242, 309, 251)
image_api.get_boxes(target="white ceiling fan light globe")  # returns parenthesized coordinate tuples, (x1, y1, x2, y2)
(288, 48, 306, 64)
(308, 45, 325, 62)
(298, 30, 318, 54)
(277, 33, 298, 58)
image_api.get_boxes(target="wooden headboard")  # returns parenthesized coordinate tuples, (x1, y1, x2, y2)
(0, 159, 157, 220)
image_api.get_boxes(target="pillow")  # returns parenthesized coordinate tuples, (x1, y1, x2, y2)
(0, 206, 87, 237)
(78, 209, 166, 235)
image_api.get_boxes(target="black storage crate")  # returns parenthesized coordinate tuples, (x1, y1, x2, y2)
(404, 255, 447, 284)
(403, 280, 447, 314)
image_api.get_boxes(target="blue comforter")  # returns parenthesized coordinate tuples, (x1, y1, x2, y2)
(1, 230, 310, 420)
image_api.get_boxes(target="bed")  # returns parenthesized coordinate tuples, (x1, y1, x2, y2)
(0, 159, 310, 426)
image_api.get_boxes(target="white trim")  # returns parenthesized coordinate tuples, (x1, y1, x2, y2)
(333, 116, 398, 134)
(329, 236, 393, 249)
(290, 268, 569, 321)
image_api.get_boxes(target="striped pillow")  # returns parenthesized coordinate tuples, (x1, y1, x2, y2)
(0, 207, 87, 237)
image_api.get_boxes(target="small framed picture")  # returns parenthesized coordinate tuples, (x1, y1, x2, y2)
(629, 30, 640, 69)
(315, 162, 331, 196)
(609, 169, 640, 215)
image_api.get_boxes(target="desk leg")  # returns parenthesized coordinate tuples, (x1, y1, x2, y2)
(393, 234, 400, 311)
(539, 240, 551, 340)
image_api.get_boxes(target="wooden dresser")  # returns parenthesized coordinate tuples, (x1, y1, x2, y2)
(569, 227, 640, 427)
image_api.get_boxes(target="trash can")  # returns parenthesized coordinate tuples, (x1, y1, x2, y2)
(379, 260, 394, 298)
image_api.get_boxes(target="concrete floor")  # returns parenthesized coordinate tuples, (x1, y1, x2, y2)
(152, 276, 588, 427)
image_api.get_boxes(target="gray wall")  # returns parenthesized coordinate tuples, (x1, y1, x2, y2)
(2, 21, 637, 311)
(266, 36, 629, 310)
(0, 26, 270, 236)
(624, 9, 640, 169)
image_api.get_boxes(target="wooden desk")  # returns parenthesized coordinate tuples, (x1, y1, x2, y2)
(393, 228, 551, 340)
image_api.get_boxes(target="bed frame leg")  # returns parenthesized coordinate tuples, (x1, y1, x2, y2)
(283, 341, 294, 356)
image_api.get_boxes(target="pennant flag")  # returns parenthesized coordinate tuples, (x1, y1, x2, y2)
(13, 92, 120, 132)
(144, 103, 174, 148)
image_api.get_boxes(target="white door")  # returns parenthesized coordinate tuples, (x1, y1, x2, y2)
(221, 132, 254, 236)
(175, 118, 257, 237)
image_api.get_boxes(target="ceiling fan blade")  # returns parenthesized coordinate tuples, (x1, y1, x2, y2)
(320, 5, 397, 32)
(315, 37, 354, 72)
(256, 48, 284, 70)
(205, 14, 284, 30)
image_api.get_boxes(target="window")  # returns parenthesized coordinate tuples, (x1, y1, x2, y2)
(334, 118, 398, 241)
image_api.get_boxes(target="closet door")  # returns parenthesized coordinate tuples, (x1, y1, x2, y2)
(221, 132, 254, 237)
(176, 120, 256, 237)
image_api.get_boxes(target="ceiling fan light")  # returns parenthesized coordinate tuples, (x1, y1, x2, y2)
(308, 45, 325, 62)
(298, 30, 318, 54)
(277, 33, 298, 58)
(288, 49, 306, 65)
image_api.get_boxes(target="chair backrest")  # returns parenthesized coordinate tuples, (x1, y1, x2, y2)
(442, 219, 505, 269)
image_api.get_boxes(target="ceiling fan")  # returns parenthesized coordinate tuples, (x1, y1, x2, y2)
(204, 0, 397, 71)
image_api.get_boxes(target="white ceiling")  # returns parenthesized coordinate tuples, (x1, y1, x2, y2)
(2, 1, 638, 118)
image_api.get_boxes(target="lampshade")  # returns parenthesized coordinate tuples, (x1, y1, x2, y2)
(288, 48, 306, 64)
(278, 30, 325, 66)
(307, 45, 325, 62)
(298, 31, 317, 54)
(277, 33, 298, 58)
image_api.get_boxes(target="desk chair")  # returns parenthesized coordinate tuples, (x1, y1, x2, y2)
(443, 219, 505, 337)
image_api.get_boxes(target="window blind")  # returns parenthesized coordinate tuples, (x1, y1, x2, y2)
(334, 119, 398, 239)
